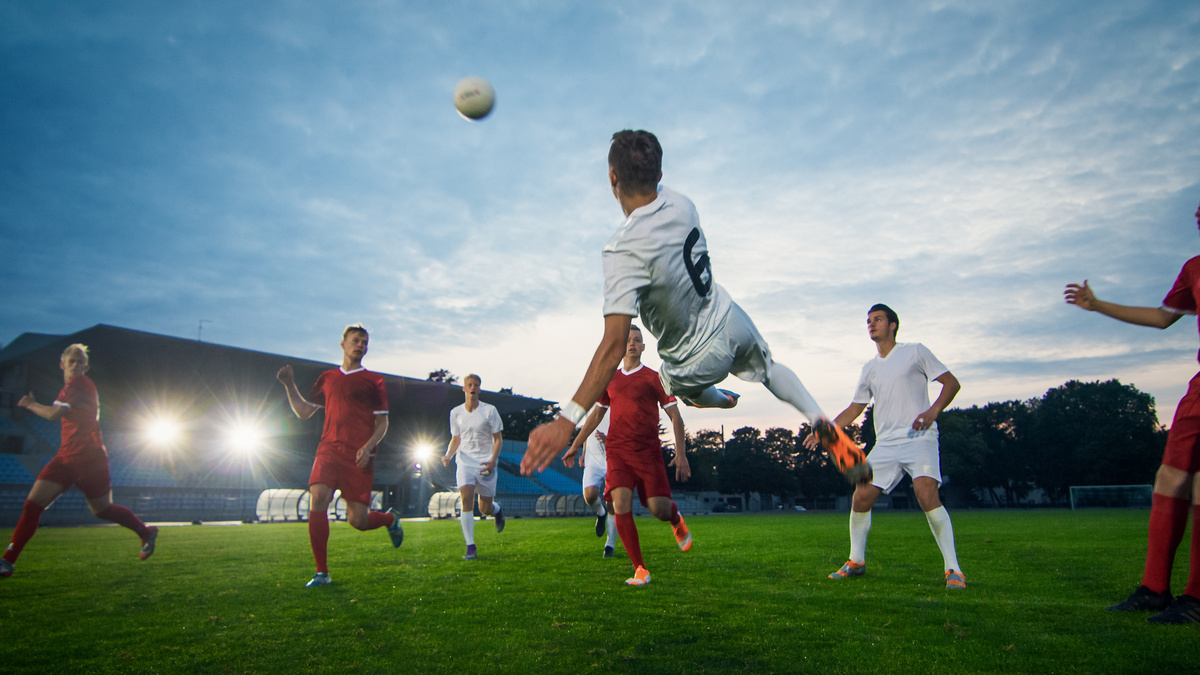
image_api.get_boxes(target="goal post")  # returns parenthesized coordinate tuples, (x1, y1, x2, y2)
(1069, 484, 1153, 510)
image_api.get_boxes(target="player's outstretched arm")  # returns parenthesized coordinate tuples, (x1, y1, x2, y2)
(1064, 281, 1180, 329)
(803, 403, 866, 450)
(276, 365, 320, 420)
(17, 393, 66, 421)
(523, 314, 632, 474)
(665, 405, 690, 482)
(914, 372, 960, 432)
(564, 407, 607, 468)
(355, 415, 388, 469)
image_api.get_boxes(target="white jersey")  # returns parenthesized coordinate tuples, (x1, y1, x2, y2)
(583, 410, 610, 471)
(852, 343, 950, 445)
(602, 186, 735, 367)
(450, 401, 503, 465)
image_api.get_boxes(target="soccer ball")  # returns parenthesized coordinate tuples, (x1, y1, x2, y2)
(453, 76, 495, 120)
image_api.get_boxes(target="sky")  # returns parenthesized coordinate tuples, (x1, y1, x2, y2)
(2, 1, 1198, 437)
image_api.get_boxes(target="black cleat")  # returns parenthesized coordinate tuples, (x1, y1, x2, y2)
(595, 514, 606, 538)
(1147, 594, 1200, 624)
(1106, 585, 1172, 612)
(494, 506, 505, 533)
(603, 546, 615, 558)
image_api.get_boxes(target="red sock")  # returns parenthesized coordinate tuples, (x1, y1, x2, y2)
(615, 512, 643, 570)
(361, 510, 393, 531)
(1142, 493, 1189, 594)
(4, 500, 45, 564)
(669, 502, 681, 526)
(1185, 504, 1200, 600)
(96, 504, 149, 538)
(309, 511, 329, 574)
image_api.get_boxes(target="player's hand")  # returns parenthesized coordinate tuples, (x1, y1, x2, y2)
(276, 364, 295, 385)
(912, 409, 938, 432)
(441, 454, 453, 467)
(17, 392, 35, 409)
(1064, 281, 1097, 311)
(355, 446, 374, 469)
(594, 431, 606, 444)
(802, 431, 820, 451)
(482, 459, 496, 476)
(523, 417, 574, 474)
(671, 452, 691, 482)
(562, 445, 580, 468)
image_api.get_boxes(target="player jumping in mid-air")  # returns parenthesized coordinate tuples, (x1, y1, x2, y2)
(442, 374, 506, 560)
(277, 324, 403, 588)
(2, 344, 158, 578)
(562, 325, 690, 586)
(805, 304, 964, 589)
(564, 406, 618, 557)
(1064, 199, 1200, 624)
(522, 130, 863, 480)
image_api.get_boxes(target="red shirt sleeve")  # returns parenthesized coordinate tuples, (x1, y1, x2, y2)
(373, 374, 388, 412)
(308, 371, 328, 407)
(652, 374, 675, 408)
(1163, 256, 1200, 314)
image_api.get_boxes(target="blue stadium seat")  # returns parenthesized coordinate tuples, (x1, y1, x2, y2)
(0, 456, 33, 483)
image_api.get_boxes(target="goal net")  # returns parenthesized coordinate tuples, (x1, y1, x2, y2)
(1069, 484, 1153, 510)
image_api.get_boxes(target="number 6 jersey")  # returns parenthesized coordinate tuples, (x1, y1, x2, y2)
(601, 186, 734, 366)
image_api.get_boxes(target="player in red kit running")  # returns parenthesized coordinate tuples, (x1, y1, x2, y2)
(2, 344, 158, 578)
(563, 325, 690, 586)
(1063, 199, 1200, 625)
(277, 324, 403, 588)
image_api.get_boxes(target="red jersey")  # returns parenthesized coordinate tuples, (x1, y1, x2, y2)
(1164, 255, 1200, 362)
(309, 367, 388, 460)
(598, 364, 677, 456)
(53, 374, 106, 460)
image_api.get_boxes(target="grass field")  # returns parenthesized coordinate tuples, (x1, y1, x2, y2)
(0, 510, 1194, 674)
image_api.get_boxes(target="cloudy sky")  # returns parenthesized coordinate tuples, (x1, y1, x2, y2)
(3, 1, 1198, 436)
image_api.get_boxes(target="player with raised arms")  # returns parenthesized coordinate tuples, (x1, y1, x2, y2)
(2, 344, 159, 577)
(1064, 200, 1200, 624)
(564, 406, 618, 557)
(276, 324, 403, 588)
(441, 373, 505, 560)
(522, 129, 864, 482)
(562, 325, 690, 586)
(805, 304, 964, 589)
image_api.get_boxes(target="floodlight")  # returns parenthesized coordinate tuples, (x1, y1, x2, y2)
(226, 418, 265, 456)
(143, 415, 182, 448)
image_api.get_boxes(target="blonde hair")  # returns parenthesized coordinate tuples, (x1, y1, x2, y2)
(342, 323, 369, 339)
(464, 373, 482, 385)
(61, 343, 89, 364)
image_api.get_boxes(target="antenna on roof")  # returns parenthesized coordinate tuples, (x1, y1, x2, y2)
(198, 319, 212, 342)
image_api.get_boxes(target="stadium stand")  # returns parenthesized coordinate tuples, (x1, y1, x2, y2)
(0, 455, 33, 483)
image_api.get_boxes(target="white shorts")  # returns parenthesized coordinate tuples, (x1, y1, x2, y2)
(456, 460, 498, 498)
(866, 435, 942, 494)
(582, 463, 607, 490)
(659, 302, 773, 400)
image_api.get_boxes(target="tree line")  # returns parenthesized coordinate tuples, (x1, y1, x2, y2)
(500, 379, 1167, 508)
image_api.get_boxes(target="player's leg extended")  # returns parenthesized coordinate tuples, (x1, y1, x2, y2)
(1142, 465, 1191, 595)
(914, 477, 963, 587)
(459, 484, 477, 558)
(611, 487, 643, 572)
(1187, 471, 1200, 601)
(1, 480, 66, 574)
(647, 496, 691, 551)
(308, 483, 334, 576)
(584, 485, 607, 537)
(831, 483, 878, 579)
(763, 361, 824, 424)
(88, 492, 158, 560)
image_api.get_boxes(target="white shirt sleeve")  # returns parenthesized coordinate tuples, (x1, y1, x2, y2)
(915, 343, 950, 381)
(601, 234, 649, 318)
(852, 361, 874, 405)
(488, 405, 503, 434)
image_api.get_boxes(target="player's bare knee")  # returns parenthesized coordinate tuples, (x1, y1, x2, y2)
(1154, 464, 1191, 498)
(851, 484, 880, 512)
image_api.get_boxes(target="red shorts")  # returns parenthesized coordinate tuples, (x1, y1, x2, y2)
(309, 449, 374, 505)
(1163, 372, 1200, 473)
(38, 453, 112, 500)
(604, 445, 672, 506)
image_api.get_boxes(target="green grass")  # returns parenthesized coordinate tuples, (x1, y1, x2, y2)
(0, 510, 1193, 674)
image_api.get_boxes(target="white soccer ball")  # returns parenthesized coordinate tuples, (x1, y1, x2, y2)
(453, 76, 495, 120)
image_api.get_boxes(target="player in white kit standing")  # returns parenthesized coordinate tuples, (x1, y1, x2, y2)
(522, 129, 864, 479)
(442, 374, 505, 560)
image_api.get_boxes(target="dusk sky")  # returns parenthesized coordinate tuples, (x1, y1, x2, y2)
(3, 1, 1198, 437)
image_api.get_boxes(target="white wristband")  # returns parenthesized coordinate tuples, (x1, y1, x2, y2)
(561, 400, 587, 425)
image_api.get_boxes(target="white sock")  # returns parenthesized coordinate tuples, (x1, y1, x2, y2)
(849, 510, 871, 564)
(492, 501, 501, 516)
(606, 514, 617, 548)
(925, 506, 960, 572)
(764, 362, 824, 423)
(460, 507, 475, 546)
(587, 497, 606, 517)
(688, 386, 736, 407)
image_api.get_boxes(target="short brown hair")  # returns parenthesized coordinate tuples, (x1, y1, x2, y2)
(609, 130, 663, 195)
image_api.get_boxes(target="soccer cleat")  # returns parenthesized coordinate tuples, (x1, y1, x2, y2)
(139, 526, 159, 561)
(828, 560, 865, 579)
(0, 559, 13, 578)
(684, 389, 740, 409)
(625, 565, 651, 586)
(494, 506, 505, 533)
(305, 572, 332, 588)
(463, 544, 477, 560)
(813, 419, 870, 484)
(1107, 585, 1173, 612)
(595, 514, 606, 538)
(386, 508, 404, 548)
(945, 569, 966, 589)
(603, 546, 615, 558)
(1147, 594, 1200, 624)
(672, 515, 692, 552)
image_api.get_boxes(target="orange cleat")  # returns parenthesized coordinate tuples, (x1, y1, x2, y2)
(672, 516, 692, 552)
(625, 565, 652, 586)
(814, 419, 870, 484)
